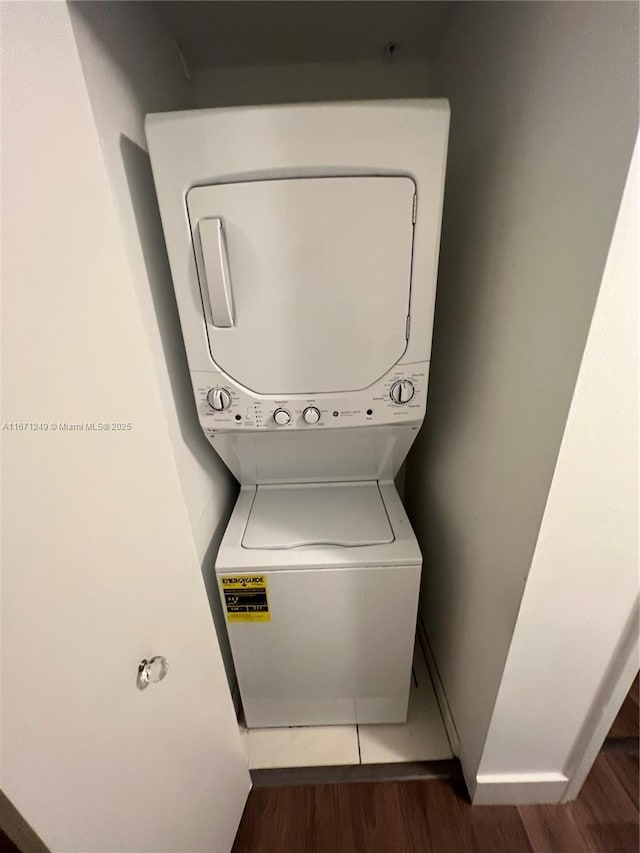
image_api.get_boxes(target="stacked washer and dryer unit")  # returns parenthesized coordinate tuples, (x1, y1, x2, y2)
(147, 101, 449, 728)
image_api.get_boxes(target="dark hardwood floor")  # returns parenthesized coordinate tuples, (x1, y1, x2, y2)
(233, 676, 640, 853)
(232, 749, 639, 853)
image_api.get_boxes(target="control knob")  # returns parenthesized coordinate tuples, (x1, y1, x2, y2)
(273, 408, 291, 426)
(303, 407, 321, 425)
(390, 380, 415, 404)
(207, 387, 232, 411)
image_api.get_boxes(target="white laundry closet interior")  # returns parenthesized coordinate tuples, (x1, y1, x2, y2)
(67, 0, 637, 790)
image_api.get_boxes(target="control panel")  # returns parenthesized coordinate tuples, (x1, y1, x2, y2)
(191, 363, 429, 434)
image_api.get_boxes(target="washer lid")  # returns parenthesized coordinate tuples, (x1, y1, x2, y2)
(187, 176, 415, 395)
(242, 482, 394, 549)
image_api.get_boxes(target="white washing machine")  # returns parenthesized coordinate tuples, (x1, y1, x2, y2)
(146, 100, 449, 727)
(217, 481, 421, 727)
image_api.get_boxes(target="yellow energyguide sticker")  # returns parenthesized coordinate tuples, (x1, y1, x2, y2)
(221, 574, 270, 622)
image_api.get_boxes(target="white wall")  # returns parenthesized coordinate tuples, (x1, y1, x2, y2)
(474, 137, 639, 804)
(192, 57, 431, 108)
(405, 0, 639, 789)
(68, 2, 239, 688)
(0, 3, 249, 849)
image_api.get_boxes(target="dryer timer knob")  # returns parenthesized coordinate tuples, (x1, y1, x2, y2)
(207, 387, 232, 411)
(303, 407, 321, 425)
(390, 380, 415, 404)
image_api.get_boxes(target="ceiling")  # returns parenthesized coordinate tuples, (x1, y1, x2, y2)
(158, 1, 456, 70)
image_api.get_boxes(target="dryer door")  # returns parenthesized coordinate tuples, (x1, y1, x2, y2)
(186, 176, 415, 395)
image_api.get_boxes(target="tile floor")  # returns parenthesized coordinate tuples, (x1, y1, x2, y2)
(239, 642, 453, 769)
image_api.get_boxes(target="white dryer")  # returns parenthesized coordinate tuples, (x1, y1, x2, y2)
(146, 100, 449, 727)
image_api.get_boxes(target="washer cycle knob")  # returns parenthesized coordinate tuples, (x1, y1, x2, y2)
(207, 387, 232, 411)
(273, 408, 291, 426)
(390, 380, 415, 404)
(303, 407, 321, 425)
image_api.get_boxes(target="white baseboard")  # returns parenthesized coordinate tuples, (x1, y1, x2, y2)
(472, 772, 569, 805)
(416, 613, 460, 757)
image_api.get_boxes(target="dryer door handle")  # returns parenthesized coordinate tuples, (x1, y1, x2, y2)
(196, 217, 235, 328)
